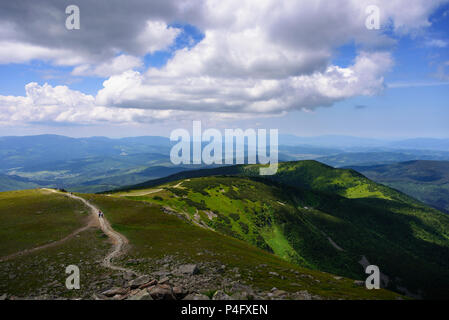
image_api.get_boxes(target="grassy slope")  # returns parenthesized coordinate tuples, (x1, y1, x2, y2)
(116, 160, 449, 299)
(0, 189, 88, 257)
(0, 228, 112, 298)
(349, 160, 449, 213)
(0, 189, 400, 299)
(82, 193, 399, 300)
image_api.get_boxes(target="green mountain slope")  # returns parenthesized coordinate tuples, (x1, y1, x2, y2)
(348, 160, 449, 213)
(116, 161, 449, 299)
(0, 189, 400, 300)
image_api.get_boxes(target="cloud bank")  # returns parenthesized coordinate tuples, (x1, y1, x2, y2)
(0, 0, 447, 125)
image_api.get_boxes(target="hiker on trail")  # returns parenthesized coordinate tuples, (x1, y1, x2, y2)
(98, 211, 102, 218)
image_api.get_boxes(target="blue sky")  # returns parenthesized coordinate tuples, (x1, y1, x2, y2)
(0, 0, 448, 138)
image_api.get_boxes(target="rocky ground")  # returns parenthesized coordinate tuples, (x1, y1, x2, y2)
(0, 257, 324, 300)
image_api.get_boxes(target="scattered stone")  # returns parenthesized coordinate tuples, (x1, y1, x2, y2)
(183, 293, 210, 300)
(217, 265, 226, 274)
(159, 277, 170, 284)
(92, 293, 108, 300)
(127, 289, 153, 300)
(334, 276, 343, 280)
(0, 294, 7, 300)
(354, 280, 364, 286)
(128, 275, 151, 289)
(148, 284, 175, 300)
(272, 290, 287, 297)
(230, 292, 250, 300)
(122, 272, 136, 281)
(102, 287, 129, 297)
(172, 286, 187, 300)
(139, 279, 157, 289)
(176, 264, 199, 275)
(153, 271, 171, 278)
(269, 271, 279, 277)
(296, 290, 312, 300)
(290, 283, 301, 287)
(212, 290, 231, 300)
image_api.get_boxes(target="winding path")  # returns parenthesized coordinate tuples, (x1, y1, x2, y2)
(1, 189, 136, 275)
(57, 190, 136, 274)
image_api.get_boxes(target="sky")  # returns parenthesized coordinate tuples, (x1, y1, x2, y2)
(0, 0, 448, 139)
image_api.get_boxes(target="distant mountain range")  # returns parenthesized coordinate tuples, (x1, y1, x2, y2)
(279, 134, 449, 151)
(1, 134, 449, 193)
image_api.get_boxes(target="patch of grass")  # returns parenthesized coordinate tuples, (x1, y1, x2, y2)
(0, 189, 88, 257)
(0, 227, 112, 298)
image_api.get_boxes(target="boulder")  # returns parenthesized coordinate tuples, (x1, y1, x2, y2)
(128, 275, 151, 289)
(122, 271, 136, 281)
(102, 287, 129, 297)
(0, 294, 7, 300)
(272, 290, 287, 297)
(91, 293, 108, 300)
(139, 279, 157, 289)
(158, 277, 170, 284)
(183, 293, 210, 300)
(172, 286, 187, 300)
(176, 264, 199, 275)
(127, 289, 153, 300)
(148, 284, 175, 300)
(296, 290, 312, 300)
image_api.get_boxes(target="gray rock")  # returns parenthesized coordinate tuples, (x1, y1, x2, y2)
(102, 287, 129, 297)
(148, 284, 175, 300)
(230, 292, 250, 300)
(152, 271, 171, 278)
(0, 294, 7, 300)
(172, 286, 187, 300)
(212, 290, 231, 300)
(183, 293, 210, 300)
(176, 264, 199, 275)
(122, 271, 136, 281)
(139, 279, 157, 289)
(269, 271, 279, 276)
(128, 275, 151, 289)
(127, 289, 153, 300)
(159, 277, 170, 284)
(354, 280, 365, 286)
(296, 290, 312, 300)
(272, 290, 287, 297)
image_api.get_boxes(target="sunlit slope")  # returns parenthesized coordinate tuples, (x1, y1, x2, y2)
(118, 161, 449, 298)
(81, 193, 400, 300)
(349, 160, 449, 213)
